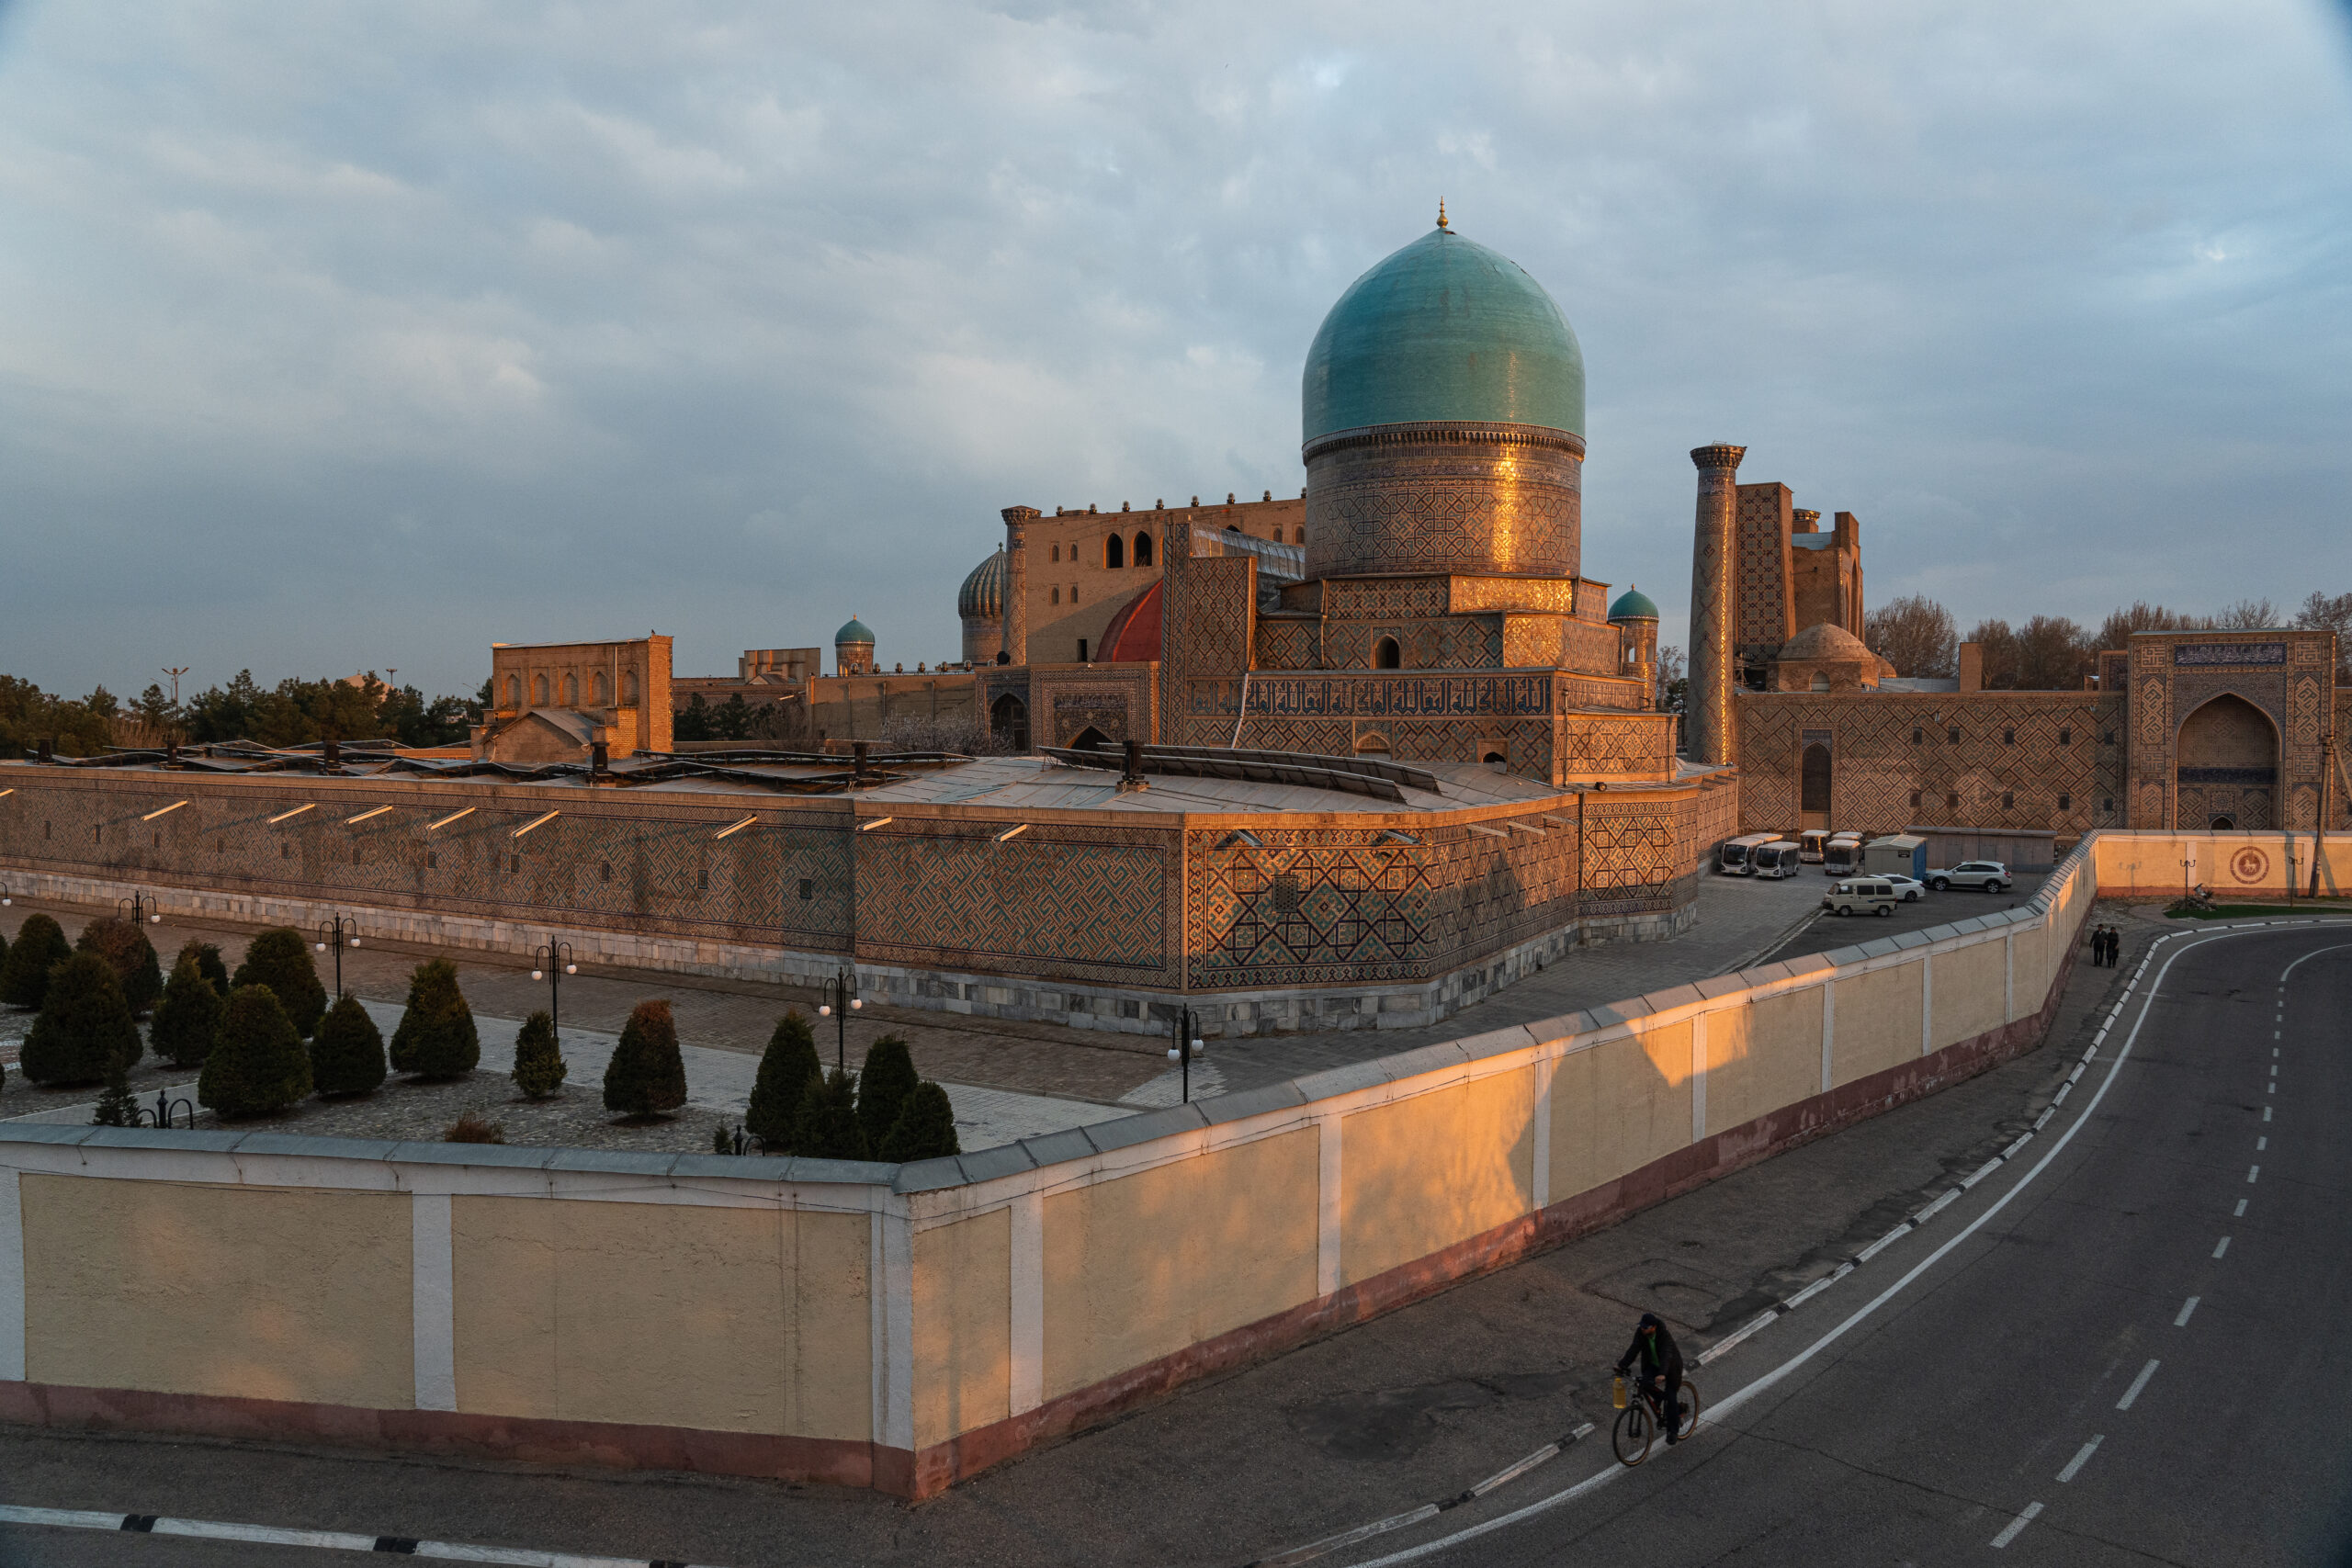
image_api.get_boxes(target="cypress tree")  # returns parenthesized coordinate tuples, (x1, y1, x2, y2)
(311, 993, 388, 1097)
(151, 952, 226, 1067)
(0, 923, 8, 972)
(93, 1049, 140, 1127)
(231, 928, 327, 1038)
(176, 939, 230, 995)
(879, 1080, 961, 1163)
(198, 985, 313, 1118)
(854, 1033, 920, 1152)
(602, 998, 687, 1118)
(0, 914, 71, 1010)
(745, 1010, 820, 1150)
(793, 1067, 869, 1161)
(22, 952, 141, 1086)
(511, 1010, 568, 1099)
(388, 959, 480, 1078)
(74, 917, 164, 1017)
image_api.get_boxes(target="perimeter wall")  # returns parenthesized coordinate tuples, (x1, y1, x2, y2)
(9, 830, 2322, 1496)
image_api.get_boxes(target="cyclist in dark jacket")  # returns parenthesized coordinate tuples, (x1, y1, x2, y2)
(1616, 1313, 1686, 1443)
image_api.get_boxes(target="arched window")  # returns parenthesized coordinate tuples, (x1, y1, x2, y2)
(531, 674, 548, 705)
(1808, 672, 1830, 692)
(503, 675, 521, 708)
(1105, 535, 1124, 569)
(1482, 749, 1507, 764)
(1374, 636, 1402, 670)
(2211, 815, 2235, 830)
(1134, 532, 1153, 566)
(561, 673, 579, 705)
(622, 671, 639, 705)
(990, 693, 1030, 751)
(1069, 726, 1109, 750)
(1354, 732, 1391, 755)
(1295, 525, 1306, 544)
(1051, 587, 1060, 605)
(1051, 544, 1061, 563)
(593, 671, 611, 705)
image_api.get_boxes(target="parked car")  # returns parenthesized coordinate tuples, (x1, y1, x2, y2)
(1880, 874, 1927, 902)
(1823, 878, 1899, 917)
(1927, 860, 2012, 893)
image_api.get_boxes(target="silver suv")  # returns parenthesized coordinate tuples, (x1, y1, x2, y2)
(1824, 879, 1899, 917)
(1927, 860, 2011, 893)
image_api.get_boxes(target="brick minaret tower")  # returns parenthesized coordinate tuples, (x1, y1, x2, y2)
(1685, 444, 1745, 765)
(1000, 505, 1037, 665)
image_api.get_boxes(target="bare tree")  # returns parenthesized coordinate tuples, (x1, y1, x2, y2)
(2094, 601, 2208, 651)
(2294, 590, 2352, 675)
(2214, 597, 2278, 629)
(2014, 615, 2094, 690)
(1862, 595, 1958, 677)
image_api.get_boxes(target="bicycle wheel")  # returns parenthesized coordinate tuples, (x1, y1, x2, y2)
(1673, 1381, 1701, 1438)
(1611, 1399, 1654, 1466)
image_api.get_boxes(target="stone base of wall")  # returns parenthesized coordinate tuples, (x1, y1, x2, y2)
(0, 866, 1696, 1041)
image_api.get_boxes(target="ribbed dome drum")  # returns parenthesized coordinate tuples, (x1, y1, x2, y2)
(957, 549, 1007, 664)
(1301, 220, 1587, 582)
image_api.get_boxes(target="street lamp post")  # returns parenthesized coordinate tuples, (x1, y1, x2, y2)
(118, 893, 162, 928)
(816, 968, 861, 1072)
(1165, 1005, 1208, 1103)
(531, 942, 577, 1046)
(313, 915, 362, 998)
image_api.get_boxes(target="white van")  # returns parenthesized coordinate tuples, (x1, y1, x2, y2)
(1823, 878, 1900, 917)
(1751, 840, 1804, 879)
(1822, 833, 1866, 877)
(1718, 833, 1780, 875)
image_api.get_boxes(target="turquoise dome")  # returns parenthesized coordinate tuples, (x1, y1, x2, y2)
(1302, 223, 1585, 446)
(1608, 585, 1659, 622)
(834, 616, 875, 648)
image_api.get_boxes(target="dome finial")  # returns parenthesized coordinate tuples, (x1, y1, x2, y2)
(1436, 198, 1448, 231)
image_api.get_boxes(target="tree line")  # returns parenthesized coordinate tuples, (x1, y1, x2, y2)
(1862, 590, 2352, 687)
(0, 669, 491, 756)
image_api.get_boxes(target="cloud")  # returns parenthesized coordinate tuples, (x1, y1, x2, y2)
(0, 0, 2347, 696)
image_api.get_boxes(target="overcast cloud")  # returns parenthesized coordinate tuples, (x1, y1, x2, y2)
(3, 0, 2348, 698)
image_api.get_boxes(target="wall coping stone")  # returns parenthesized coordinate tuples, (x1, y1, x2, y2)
(1889, 930, 1934, 951)
(1634, 983, 1705, 1014)
(1013, 1129, 1099, 1167)
(82, 1127, 249, 1155)
(938, 1144, 1039, 1186)
(1197, 1081, 1309, 1126)
(1290, 1059, 1400, 1100)
(234, 1134, 404, 1161)
(891, 1156, 971, 1193)
(389, 1142, 564, 1171)
(1450, 1023, 1539, 1060)
(1692, 974, 1749, 999)
(1373, 1040, 1476, 1084)
(1081, 1102, 1209, 1155)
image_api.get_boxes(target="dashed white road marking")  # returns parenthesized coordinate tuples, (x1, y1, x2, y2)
(2214, 1236, 2232, 1258)
(2174, 1296, 2199, 1326)
(2263, 1106, 2272, 1122)
(2234, 1199, 2248, 1217)
(2257, 1137, 2267, 1151)
(2247, 1165, 2260, 1183)
(2117, 1359, 2160, 1410)
(2057, 1436, 2104, 1483)
(1990, 1502, 2044, 1548)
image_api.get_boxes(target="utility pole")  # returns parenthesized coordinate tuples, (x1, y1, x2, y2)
(162, 667, 189, 705)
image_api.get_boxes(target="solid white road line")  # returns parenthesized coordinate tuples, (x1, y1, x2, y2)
(1260, 1505, 1443, 1567)
(0, 1506, 701, 1567)
(1990, 1501, 2043, 1548)
(2057, 1436, 2103, 1483)
(2117, 1359, 2159, 1411)
(2234, 1200, 2248, 1217)
(2175, 1296, 2199, 1326)
(2213, 1236, 2232, 1258)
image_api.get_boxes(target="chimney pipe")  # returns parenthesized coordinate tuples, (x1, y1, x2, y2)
(1123, 739, 1145, 788)
(37, 737, 52, 764)
(853, 740, 869, 782)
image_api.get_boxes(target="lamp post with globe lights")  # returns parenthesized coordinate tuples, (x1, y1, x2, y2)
(119, 892, 163, 929)
(313, 915, 362, 998)
(817, 968, 861, 1072)
(531, 942, 577, 1047)
(1166, 1005, 1207, 1103)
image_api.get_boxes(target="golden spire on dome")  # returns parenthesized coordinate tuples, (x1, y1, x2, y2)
(1437, 199, 1449, 231)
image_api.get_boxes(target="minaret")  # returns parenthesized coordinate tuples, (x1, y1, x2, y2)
(1685, 444, 1746, 765)
(1000, 505, 1037, 665)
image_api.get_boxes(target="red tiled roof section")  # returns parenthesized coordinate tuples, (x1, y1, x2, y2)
(1098, 580, 1163, 663)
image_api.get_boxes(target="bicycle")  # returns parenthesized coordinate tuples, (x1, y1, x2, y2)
(1611, 1371, 1701, 1466)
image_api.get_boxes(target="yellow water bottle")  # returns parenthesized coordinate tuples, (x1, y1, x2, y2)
(1612, 1374, 1627, 1410)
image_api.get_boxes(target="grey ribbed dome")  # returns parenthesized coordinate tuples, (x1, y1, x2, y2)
(957, 549, 1006, 620)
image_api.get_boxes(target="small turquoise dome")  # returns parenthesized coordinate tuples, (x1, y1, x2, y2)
(1303, 221, 1585, 446)
(1608, 584, 1659, 622)
(834, 616, 875, 648)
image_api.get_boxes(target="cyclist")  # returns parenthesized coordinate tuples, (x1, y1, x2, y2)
(1615, 1313, 1686, 1445)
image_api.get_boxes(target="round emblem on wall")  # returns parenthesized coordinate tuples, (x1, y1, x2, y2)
(2230, 847, 2268, 885)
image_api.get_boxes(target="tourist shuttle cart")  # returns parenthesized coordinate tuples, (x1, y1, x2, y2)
(1718, 832, 1781, 875)
(1822, 832, 1866, 877)
(1750, 840, 1804, 879)
(1797, 829, 1831, 863)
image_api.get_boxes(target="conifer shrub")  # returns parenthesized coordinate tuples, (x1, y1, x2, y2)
(311, 993, 388, 1098)
(389, 959, 480, 1078)
(176, 940, 230, 995)
(0, 914, 71, 1010)
(0, 924, 8, 971)
(22, 952, 141, 1086)
(231, 928, 327, 1038)
(150, 952, 226, 1067)
(602, 998, 687, 1118)
(793, 1067, 869, 1161)
(198, 985, 312, 1118)
(745, 1010, 820, 1150)
(75, 917, 164, 1017)
(879, 1080, 961, 1163)
(855, 1033, 920, 1152)
(93, 1050, 140, 1127)
(511, 1010, 567, 1099)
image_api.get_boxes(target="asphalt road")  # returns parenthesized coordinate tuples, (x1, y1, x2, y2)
(1337, 919, 2352, 1567)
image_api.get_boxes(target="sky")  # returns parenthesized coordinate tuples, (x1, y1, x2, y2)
(3, 0, 2349, 701)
